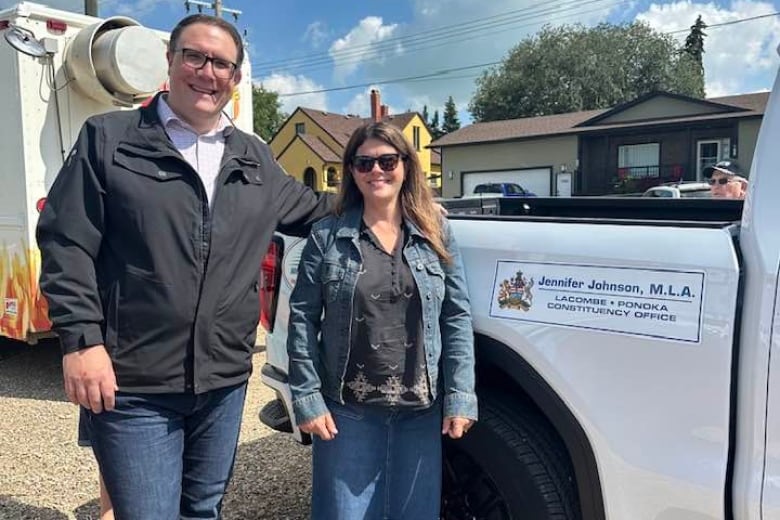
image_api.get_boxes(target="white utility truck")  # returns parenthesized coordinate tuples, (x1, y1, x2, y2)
(0, 2, 253, 343)
(256, 61, 780, 520)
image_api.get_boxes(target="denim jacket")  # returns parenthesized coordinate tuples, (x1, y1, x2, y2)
(287, 206, 477, 425)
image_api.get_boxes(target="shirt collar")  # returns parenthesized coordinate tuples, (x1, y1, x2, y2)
(157, 94, 234, 137)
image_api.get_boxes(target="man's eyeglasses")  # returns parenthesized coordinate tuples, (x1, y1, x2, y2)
(177, 48, 237, 79)
(352, 154, 405, 174)
(708, 177, 733, 186)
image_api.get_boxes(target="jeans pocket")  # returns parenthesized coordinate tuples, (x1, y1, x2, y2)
(326, 399, 364, 421)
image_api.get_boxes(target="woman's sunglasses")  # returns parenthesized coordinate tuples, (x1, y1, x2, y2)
(352, 154, 405, 174)
(708, 177, 733, 185)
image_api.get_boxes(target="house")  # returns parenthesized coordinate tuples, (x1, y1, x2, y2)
(269, 90, 441, 193)
(432, 91, 768, 197)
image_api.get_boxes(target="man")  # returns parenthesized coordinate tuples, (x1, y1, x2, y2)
(36, 14, 331, 519)
(704, 160, 748, 200)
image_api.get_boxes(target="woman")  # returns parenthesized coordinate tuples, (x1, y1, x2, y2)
(287, 121, 477, 519)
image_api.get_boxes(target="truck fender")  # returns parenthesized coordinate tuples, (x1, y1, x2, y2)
(474, 333, 606, 520)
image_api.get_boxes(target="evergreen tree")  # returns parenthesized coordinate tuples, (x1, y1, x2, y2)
(442, 96, 460, 134)
(430, 110, 443, 139)
(684, 15, 707, 66)
(422, 104, 430, 125)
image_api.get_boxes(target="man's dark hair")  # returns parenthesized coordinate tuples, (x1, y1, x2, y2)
(169, 14, 244, 67)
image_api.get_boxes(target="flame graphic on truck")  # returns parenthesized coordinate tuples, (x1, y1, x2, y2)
(0, 242, 50, 341)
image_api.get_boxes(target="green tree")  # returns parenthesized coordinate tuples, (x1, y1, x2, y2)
(442, 96, 460, 134)
(422, 104, 430, 125)
(430, 110, 443, 139)
(252, 85, 286, 141)
(469, 22, 706, 122)
(684, 15, 707, 66)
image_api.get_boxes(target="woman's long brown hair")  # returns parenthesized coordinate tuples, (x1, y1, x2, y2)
(336, 121, 450, 263)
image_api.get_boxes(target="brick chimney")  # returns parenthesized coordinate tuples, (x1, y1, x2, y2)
(380, 105, 389, 118)
(370, 89, 381, 122)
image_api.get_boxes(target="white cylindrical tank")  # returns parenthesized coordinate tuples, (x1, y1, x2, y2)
(65, 17, 168, 106)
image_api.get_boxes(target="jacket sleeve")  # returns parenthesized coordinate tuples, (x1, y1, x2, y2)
(286, 228, 330, 425)
(439, 219, 478, 420)
(36, 120, 106, 354)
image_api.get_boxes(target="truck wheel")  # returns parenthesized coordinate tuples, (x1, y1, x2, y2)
(441, 391, 581, 520)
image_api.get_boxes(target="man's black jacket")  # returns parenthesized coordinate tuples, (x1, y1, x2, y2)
(36, 95, 331, 393)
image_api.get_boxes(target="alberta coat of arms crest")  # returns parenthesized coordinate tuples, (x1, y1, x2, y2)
(497, 269, 534, 311)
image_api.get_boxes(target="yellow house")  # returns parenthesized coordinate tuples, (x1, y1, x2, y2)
(269, 90, 441, 193)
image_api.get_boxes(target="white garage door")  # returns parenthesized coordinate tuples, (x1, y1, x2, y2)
(462, 168, 552, 196)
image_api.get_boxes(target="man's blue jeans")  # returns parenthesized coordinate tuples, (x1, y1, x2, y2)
(84, 382, 247, 520)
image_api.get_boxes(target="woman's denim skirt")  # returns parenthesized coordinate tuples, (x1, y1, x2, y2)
(311, 398, 442, 519)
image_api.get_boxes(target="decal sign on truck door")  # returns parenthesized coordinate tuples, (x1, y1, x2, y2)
(489, 261, 705, 343)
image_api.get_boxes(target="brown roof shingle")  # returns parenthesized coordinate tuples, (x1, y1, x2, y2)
(709, 91, 769, 112)
(431, 109, 606, 147)
(297, 134, 342, 163)
(300, 108, 419, 149)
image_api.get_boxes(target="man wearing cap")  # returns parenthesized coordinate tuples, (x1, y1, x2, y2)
(704, 160, 748, 200)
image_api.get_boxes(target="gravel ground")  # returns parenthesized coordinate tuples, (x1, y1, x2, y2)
(0, 333, 312, 520)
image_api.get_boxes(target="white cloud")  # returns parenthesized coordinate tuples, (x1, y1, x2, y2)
(303, 21, 329, 49)
(329, 16, 399, 81)
(105, 0, 180, 18)
(257, 73, 328, 114)
(637, 1, 780, 96)
(357, 0, 625, 120)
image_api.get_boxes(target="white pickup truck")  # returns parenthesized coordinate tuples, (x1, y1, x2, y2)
(257, 72, 780, 520)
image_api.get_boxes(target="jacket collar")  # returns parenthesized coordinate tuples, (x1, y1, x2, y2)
(334, 203, 427, 240)
(335, 205, 363, 238)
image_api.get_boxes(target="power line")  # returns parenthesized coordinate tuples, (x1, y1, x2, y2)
(253, 0, 623, 73)
(667, 11, 780, 34)
(277, 63, 500, 97)
(260, 1, 625, 78)
(272, 10, 780, 98)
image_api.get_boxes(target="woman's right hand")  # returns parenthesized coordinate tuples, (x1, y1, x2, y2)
(298, 412, 339, 441)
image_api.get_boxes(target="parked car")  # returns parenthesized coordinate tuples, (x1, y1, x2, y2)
(466, 182, 536, 197)
(642, 181, 711, 198)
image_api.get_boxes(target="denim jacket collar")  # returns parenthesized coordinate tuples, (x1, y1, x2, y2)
(333, 203, 428, 241)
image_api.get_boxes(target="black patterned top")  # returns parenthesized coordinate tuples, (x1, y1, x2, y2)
(342, 221, 430, 407)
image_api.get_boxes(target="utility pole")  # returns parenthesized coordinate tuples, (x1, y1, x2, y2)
(184, 0, 241, 20)
(84, 0, 98, 16)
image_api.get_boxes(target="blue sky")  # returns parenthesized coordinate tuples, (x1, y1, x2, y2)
(5, 0, 780, 124)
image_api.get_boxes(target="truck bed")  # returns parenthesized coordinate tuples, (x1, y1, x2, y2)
(442, 196, 743, 226)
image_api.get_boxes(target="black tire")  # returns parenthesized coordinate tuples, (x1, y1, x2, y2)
(441, 390, 581, 520)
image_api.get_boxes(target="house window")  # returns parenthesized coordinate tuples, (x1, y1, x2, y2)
(326, 167, 340, 187)
(696, 139, 730, 179)
(618, 143, 660, 179)
(413, 126, 421, 151)
(295, 123, 305, 135)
